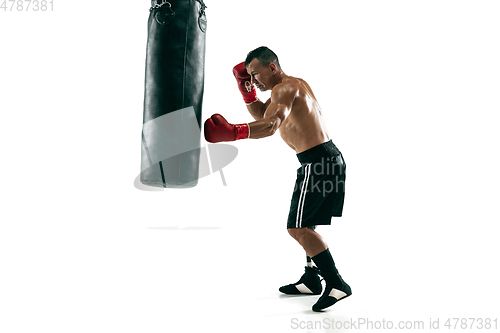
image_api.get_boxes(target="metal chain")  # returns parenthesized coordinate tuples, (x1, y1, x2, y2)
(150, 0, 206, 17)
(150, 0, 171, 11)
(195, 0, 207, 14)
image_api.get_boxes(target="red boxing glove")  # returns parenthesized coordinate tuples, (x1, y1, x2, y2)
(233, 62, 258, 105)
(204, 114, 250, 143)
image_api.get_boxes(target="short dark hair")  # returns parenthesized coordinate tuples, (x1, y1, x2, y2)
(244, 46, 280, 69)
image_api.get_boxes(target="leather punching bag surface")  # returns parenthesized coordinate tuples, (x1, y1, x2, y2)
(140, 0, 207, 188)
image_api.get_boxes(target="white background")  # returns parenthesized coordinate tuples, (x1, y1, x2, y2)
(1, 0, 499, 332)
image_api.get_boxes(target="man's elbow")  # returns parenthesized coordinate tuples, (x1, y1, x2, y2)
(250, 116, 283, 139)
(266, 118, 281, 136)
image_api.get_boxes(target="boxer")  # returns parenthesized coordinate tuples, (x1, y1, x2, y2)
(204, 47, 351, 311)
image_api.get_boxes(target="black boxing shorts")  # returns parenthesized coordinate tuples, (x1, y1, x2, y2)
(287, 140, 346, 229)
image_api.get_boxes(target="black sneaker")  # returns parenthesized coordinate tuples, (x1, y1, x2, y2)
(312, 271, 352, 311)
(279, 266, 323, 295)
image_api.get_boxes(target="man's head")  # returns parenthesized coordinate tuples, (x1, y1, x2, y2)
(244, 46, 282, 91)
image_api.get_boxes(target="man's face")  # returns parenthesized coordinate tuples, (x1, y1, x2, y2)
(246, 58, 275, 92)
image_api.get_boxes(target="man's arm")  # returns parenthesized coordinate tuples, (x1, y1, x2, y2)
(248, 83, 296, 139)
(203, 83, 296, 143)
(232, 62, 270, 120)
(246, 98, 271, 121)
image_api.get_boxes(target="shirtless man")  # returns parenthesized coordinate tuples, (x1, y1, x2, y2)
(204, 46, 351, 311)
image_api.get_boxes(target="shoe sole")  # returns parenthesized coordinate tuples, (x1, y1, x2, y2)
(279, 287, 322, 296)
(312, 292, 352, 312)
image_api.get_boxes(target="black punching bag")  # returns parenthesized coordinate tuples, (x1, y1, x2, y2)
(140, 0, 207, 188)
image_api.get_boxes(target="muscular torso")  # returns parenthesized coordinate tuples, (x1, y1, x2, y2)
(266, 77, 330, 153)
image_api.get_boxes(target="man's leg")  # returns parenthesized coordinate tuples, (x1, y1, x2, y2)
(278, 226, 322, 295)
(305, 225, 317, 266)
(287, 227, 328, 257)
(306, 254, 313, 267)
(288, 227, 352, 311)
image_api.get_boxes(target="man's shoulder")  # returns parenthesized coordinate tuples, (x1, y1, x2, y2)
(272, 77, 302, 97)
(279, 76, 304, 88)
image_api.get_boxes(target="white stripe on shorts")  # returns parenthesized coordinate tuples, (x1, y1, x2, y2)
(296, 163, 311, 228)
